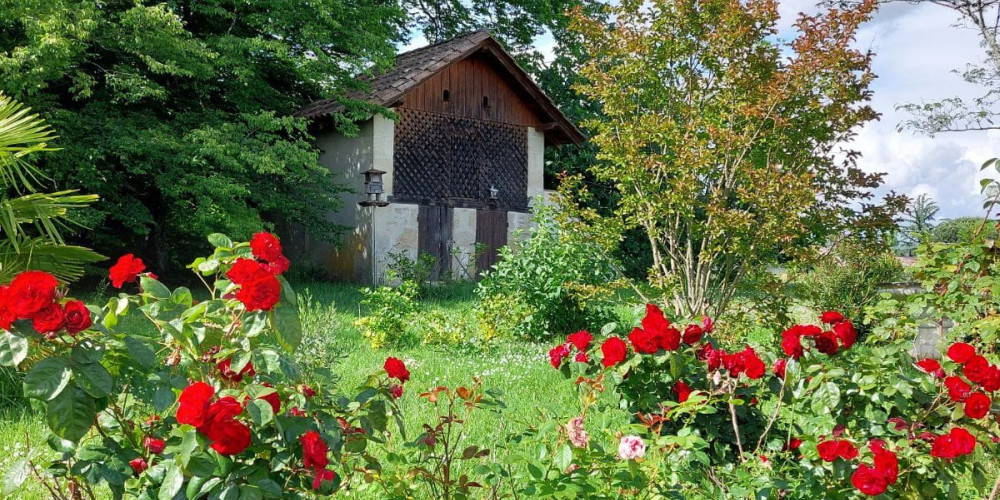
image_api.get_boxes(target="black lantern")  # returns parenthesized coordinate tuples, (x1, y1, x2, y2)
(359, 168, 389, 207)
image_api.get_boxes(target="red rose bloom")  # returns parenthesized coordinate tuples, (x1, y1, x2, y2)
(852, 464, 889, 496)
(673, 380, 693, 403)
(567, 330, 593, 351)
(312, 468, 335, 491)
(782, 437, 802, 452)
(226, 258, 270, 285)
(235, 274, 281, 312)
(701, 315, 714, 333)
(143, 436, 165, 455)
(741, 348, 766, 379)
(207, 419, 251, 455)
(963, 355, 990, 384)
(389, 384, 403, 399)
(698, 343, 724, 371)
(682, 324, 704, 344)
(176, 382, 215, 428)
(837, 440, 859, 460)
(300, 430, 329, 469)
(62, 300, 91, 335)
(290, 407, 307, 417)
(250, 232, 284, 263)
(574, 352, 588, 363)
(658, 326, 682, 351)
(384, 357, 410, 383)
(628, 327, 659, 354)
(8, 270, 58, 318)
(259, 384, 281, 414)
(932, 427, 977, 459)
(129, 457, 148, 475)
(820, 311, 845, 324)
(814, 331, 839, 355)
(109, 254, 146, 289)
(773, 358, 788, 379)
(31, 302, 64, 337)
(261, 255, 290, 275)
(983, 365, 1000, 392)
(916, 358, 945, 378)
(833, 321, 856, 349)
(945, 376, 972, 402)
(600, 337, 627, 367)
(217, 358, 255, 383)
(780, 329, 804, 359)
(549, 343, 571, 368)
(300, 384, 316, 398)
(947, 342, 976, 364)
(964, 392, 991, 419)
(641, 303, 671, 334)
(0, 286, 15, 330)
(816, 440, 841, 461)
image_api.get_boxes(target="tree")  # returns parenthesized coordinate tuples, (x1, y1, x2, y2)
(0, 92, 103, 281)
(568, 0, 904, 317)
(890, 0, 1000, 134)
(900, 193, 940, 247)
(0, 0, 406, 273)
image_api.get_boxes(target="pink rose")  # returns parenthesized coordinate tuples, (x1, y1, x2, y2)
(618, 435, 646, 460)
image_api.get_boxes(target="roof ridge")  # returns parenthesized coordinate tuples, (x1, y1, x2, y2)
(394, 29, 491, 59)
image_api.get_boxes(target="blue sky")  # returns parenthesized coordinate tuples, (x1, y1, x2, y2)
(403, 2, 995, 220)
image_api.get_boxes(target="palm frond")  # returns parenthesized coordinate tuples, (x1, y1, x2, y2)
(0, 191, 99, 251)
(0, 238, 106, 283)
(0, 92, 56, 192)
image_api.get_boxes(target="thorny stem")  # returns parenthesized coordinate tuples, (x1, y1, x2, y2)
(754, 375, 788, 454)
(728, 399, 745, 461)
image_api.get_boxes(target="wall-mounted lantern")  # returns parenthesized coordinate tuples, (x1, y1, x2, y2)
(489, 185, 499, 201)
(359, 168, 390, 288)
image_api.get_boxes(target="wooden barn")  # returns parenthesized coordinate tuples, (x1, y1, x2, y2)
(294, 30, 583, 282)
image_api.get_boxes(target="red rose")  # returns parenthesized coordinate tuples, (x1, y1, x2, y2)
(129, 457, 148, 475)
(250, 232, 284, 263)
(837, 440, 859, 460)
(814, 331, 839, 356)
(947, 342, 976, 364)
(226, 258, 270, 285)
(31, 302, 64, 337)
(259, 384, 281, 415)
(261, 255, 290, 275)
(950, 427, 977, 455)
(549, 343, 570, 368)
(8, 271, 58, 318)
(887, 417, 908, 431)
(945, 376, 972, 402)
(207, 418, 251, 455)
(567, 330, 593, 351)
(816, 440, 840, 461)
(628, 327, 659, 354)
(782, 437, 802, 452)
(773, 358, 788, 379)
(290, 407, 307, 417)
(673, 380, 693, 403)
(312, 468, 335, 491)
(384, 357, 410, 383)
(915, 358, 944, 378)
(820, 311, 845, 324)
(658, 327, 681, 351)
(963, 356, 990, 384)
(235, 274, 281, 312)
(143, 436, 165, 455)
(741, 348, 766, 379)
(964, 392, 991, 419)
(389, 384, 403, 399)
(833, 321, 856, 349)
(701, 315, 714, 333)
(0, 286, 15, 330)
(574, 352, 589, 363)
(217, 358, 255, 383)
(871, 442, 898, 483)
(698, 343, 724, 371)
(682, 324, 703, 344)
(852, 464, 889, 496)
(300, 384, 316, 398)
(176, 382, 215, 428)
(600, 337, 627, 367)
(301, 430, 329, 469)
(109, 254, 146, 289)
(641, 303, 671, 333)
(932, 427, 977, 459)
(983, 365, 1000, 392)
(62, 300, 91, 335)
(780, 329, 804, 359)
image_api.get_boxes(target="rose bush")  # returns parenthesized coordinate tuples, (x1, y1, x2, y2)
(0, 233, 409, 499)
(514, 305, 999, 498)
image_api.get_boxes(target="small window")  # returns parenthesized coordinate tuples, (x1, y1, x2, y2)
(482, 96, 490, 108)
(443, 89, 450, 101)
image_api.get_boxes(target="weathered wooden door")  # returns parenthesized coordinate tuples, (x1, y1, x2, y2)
(475, 209, 508, 276)
(418, 206, 453, 280)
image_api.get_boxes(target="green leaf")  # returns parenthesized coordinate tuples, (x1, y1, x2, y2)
(0, 331, 28, 367)
(23, 356, 72, 401)
(140, 276, 171, 299)
(270, 277, 301, 353)
(207, 233, 233, 248)
(159, 463, 184, 500)
(257, 479, 282, 499)
(74, 362, 113, 398)
(46, 386, 96, 442)
(246, 398, 275, 426)
(238, 485, 263, 500)
(1, 458, 29, 496)
(125, 337, 157, 369)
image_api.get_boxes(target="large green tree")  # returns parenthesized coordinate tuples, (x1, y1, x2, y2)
(569, 0, 905, 317)
(0, 0, 406, 272)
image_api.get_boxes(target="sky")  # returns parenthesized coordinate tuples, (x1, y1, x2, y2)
(402, 2, 997, 219)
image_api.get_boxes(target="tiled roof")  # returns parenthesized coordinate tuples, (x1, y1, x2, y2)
(296, 30, 583, 145)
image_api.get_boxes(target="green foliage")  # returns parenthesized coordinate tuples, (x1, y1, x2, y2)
(476, 208, 621, 340)
(0, 0, 406, 272)
(417, 310, 475, 347)
(355, 280, 419, 349)
(931, 217, 997, 243)
(387, 251, 438, 293)
(793, 240, 905, 334)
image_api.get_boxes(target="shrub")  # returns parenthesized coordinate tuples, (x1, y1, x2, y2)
(476, 207, 622, 340)
(355, 279, 419, 348)
(386, 251, 438, 291)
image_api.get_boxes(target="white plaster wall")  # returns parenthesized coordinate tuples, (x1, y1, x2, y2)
(451, 208, 478, 280)
(373, 203, 419, 282)
(507, 210, 535, 246)
(372, 114, 395, 196)
(526, 126, 545, 204)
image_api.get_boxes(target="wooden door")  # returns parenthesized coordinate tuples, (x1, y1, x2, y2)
(418, 205, 453, 280)
(475, 209, 508, 277)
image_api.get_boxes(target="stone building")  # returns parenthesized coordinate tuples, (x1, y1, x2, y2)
(294, 30, 582, 282)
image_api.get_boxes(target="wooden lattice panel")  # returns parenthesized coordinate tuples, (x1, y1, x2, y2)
(394, 108, 528, 210)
